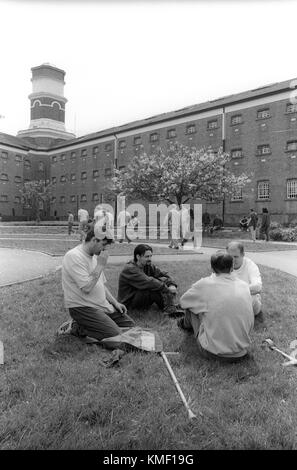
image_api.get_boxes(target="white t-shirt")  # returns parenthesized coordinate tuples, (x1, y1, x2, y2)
(117, 210, 130, 226)
(78, 209, 89, 223)
(62, 245, 114, 312)
(180, 273, 254, 357)
(233, 257, 262, 295)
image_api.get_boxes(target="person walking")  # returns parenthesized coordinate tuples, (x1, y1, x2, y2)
(248, 209, 258, 242)
(260, 208, 270, 242)
(67, 210, 74, 236)
(77, 208, 89, 241)
(164, 204, 180, 249)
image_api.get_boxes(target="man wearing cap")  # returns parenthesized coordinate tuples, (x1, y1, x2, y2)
(61, 223, 135, 344)
(226, 241, 262, 316)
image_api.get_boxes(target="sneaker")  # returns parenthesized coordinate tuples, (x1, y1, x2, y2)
(164, 306, 185, 317)
(57, 319, 74, 336)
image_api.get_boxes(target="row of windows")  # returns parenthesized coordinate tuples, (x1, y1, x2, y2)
(231, 180, 297, 201)
(230, 141, 297, 158)
(51, 167, 119, 183)
(50, 194, 101, 204)
(0, 174, 23, 183)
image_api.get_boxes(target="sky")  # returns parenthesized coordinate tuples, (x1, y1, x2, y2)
(1, 0, 297, 138)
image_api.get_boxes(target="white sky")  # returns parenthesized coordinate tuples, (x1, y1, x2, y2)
(1, 0, 297, 137)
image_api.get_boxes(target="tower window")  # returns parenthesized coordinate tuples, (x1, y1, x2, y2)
(167, 129, 176, 139)
(286, 141, 297, 151)
(0, 173, 8, 181)
(286, 103, 297, 114)
(257, 109, 271, 119)
(186, 124, 196, 135)
(230, 115, 242, 125)
(231, 148, 243, 158)
(150, 133, 159, 142)
(257, 144, 271, 155)
(207, 120, 218, 130)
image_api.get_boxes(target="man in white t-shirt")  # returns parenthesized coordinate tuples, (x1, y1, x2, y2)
(77, 208, 89, 241)
(179, 251, 254, 362)
(117, 209, 131, 243)
(62, 223, 134, 344)
(226, 241, 262, 316)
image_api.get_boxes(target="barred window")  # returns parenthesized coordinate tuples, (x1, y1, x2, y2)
(207, 120, 218, 130)
(80, 194, 87, 202)
(134, 136, 141, 146)
(186, 124, 196, 134)
(60, 196, 66, 203)
(150, 133, 159, 142)
(167, 129, 176, 139)
(24, 159, 31, 169)
(52, 177, 57, 184)
(50, 197, 56, 204)
(93, 170, 99, 178)
(81, 149, 87, 158)
(257, 144, 271, 155)
(81, 171, 87, 180)
(15, 196, 21, 204)
(92, 146, 98, 157)
(287, 179, 297, 199)
(15, 154, 22, 162)
(0, 173, 8, 181)
(231, 148, 243, 158)
(119, 140, 126, 149)
(258, 181, 270, 200)
(70, 195, 76, 203)
(71, 173, 76, 181)
(105, 143, 112, 152)
(0, 194, 8, 202)
(39, 162, 44, 171)
(1, 152, 8, 160)
(71, 152, 76, 161)
(231, 188, 243, 201)
(92, 193, 99, 201)
(60, 154, 66, 161)
(257, 109, 270, 119)
(105, 168, 112, 177)
(60, 175, 66, 182)
(14, 176, 22, 184)
(231, 115, 242, 125)
(52, 156, 57, 163)
(286, 141, 297, 151)
(286, 103, 297, 113)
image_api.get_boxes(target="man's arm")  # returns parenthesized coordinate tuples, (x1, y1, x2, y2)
(105, 286, 127, 314)
(120, 265, 170, 292)
(80, 251, 109, 294)
(180, 280, 206, 314)
(149, 265, 177, 287)
(247, 260, 262, 295)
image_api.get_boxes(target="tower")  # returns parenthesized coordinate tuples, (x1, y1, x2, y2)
(18, 63, 75, 146)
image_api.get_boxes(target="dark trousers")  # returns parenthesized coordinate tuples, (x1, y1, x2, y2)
(183, 310, 247, 363)
(69, 306, 135, 341)
(128, 290, 164, 310)
(260, 227, 270, 241)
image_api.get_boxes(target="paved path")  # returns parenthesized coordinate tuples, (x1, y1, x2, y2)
(1, 243, 297, 287)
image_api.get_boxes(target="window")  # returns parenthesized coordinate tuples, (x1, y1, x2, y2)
(81, 149, 87, 159)
(60, 175, 66, 183)
(134, 136, 141, 146)
(258, 181, 270, 200)
(24, 159, 31, 169)
(80, 194, 87, 202)
(92, 146, 98, 157)
(286, 103, 297, 114)
(81, 171, 87, 180)
(70, 173, 76, 181)
(287, 179, 297, 199)
(119, 140, 126, 149)
(70, 195, 76, 203)
(15, 154, 22, 162)
(150, 133, 159, 142)
(186, 124, 196, 135)
(257, 144, 271, 155)
(60, 154, 66, 161)
(14, 176, 22, 184)
(257, 109, 271, 119)
(92, 193, 99, 201)
(52, 156, 57, 163)
(105, 143, 112, 152)
(93, 170, 99, 178)
(0, 173, 8, 181)
(50, 197, 56, 204)
(231, 115, 243, 125)
(167, 129, 176, 139)
(1, 152, 8, 161)
(52, 177, 57, 184)
(71, 152, 76, 161)
(286, 141, 297, 151)
(231, 188, 243, 201)
(0, 195, 8, 202)
(60, 196, 66, 203)
(14, 196, 21, 204)
(39, 162, 44, 171)
(231, 148, 243, 158)
(207, 120, 218, 130)
(119, 165, 126, 171)
(105, 168, 112, 177)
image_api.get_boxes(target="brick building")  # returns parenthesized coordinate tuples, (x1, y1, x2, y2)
(1, 64, 297, 224)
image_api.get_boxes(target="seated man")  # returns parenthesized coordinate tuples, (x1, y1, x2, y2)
(118, 244, 181, 315)
(61, 224, 134, 344)
(226, 241, 262, 316)
(210, 214, 223, 234)
(179, 252, 254, 362)
(239, 216, 249, 231)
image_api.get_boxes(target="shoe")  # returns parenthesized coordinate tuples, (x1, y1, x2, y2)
(57, 319, 74, 336)
(177, 317, 193, 332)
(174, 246, 179, 250)
(164, 306, 185, 317)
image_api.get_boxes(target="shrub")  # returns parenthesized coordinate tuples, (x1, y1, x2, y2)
(270, 227, 297, 242)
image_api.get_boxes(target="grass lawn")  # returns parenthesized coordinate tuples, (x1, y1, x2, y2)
(1, 260, 297, 449)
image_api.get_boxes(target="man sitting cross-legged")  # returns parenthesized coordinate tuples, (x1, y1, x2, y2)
(61, 224, 135, 345)
(118, 244, 182, 316)
(226, 241, 262, 316)
(179, 251, 254, 362)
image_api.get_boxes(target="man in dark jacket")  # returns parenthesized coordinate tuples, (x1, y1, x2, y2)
(118, 244, 182, 315)
(260, 208, 270, 241)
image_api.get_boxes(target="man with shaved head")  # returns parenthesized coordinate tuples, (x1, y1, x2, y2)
(226, 241, 262, 316)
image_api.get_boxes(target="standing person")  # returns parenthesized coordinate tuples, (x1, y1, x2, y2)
(180, 206, 190, 246)
(248, 209, 258, 242)
(117, 208, 131, 243)
(178, 251, 254, 362)
(67, 210, 74, 236)
(260, 208, 270, 242)
(165, 204, 180, 249)
(61, 224, 134, 344)
(127, 211, 139, 240)
(202, 211, 210, 233)
(78, 208, 89, 241)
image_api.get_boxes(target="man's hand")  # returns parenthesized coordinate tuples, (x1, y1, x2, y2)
(96, 250, 109, 267)
(114, 302, 127, 315)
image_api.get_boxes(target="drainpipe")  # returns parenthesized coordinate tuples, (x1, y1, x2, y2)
(222, 107, 226, 225)
(113, 134, 118, 222)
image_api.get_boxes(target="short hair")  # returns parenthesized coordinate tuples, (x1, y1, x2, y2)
(226, 240, 245, 255)
(85, 226, 113, 244)
(134, 244, 153, 262)
(211, 251, 233, 274)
